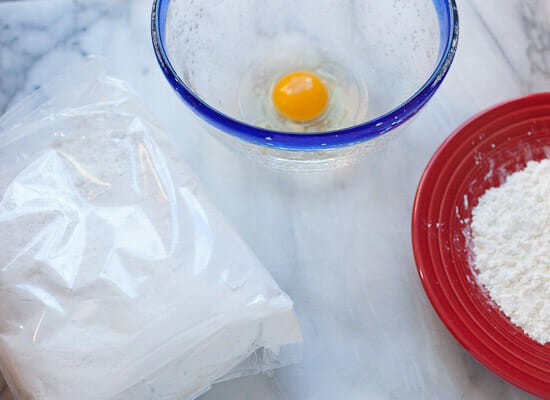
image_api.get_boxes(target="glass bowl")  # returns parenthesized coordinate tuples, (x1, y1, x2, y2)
(152, 0, 459, 171)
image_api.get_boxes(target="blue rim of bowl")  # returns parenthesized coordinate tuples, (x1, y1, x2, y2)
(151, 0, 459, 151)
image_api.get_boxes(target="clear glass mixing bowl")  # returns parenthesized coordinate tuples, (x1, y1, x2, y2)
(152, 0, 458, 170)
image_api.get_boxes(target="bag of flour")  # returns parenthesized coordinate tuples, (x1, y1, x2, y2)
(0, 62, 301, 400)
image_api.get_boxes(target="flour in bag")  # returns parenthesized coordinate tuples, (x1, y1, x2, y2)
(0, 69, 302, 400)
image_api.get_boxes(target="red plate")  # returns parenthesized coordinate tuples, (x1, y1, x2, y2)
(412, 93, 550, 398)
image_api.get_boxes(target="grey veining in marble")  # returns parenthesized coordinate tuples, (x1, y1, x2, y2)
(0, 1, 549, 399)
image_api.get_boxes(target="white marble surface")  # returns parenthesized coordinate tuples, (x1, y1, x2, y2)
(0, 0, 549, 399)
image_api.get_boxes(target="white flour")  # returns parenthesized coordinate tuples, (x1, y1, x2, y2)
(0, 68, 302, 400)
(471, 159, 550, 344)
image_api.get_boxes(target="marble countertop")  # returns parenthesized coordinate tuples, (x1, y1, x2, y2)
(0, 0, 549, 399)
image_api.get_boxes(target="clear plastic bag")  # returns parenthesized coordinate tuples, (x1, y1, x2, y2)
(0, 60, 302, 400)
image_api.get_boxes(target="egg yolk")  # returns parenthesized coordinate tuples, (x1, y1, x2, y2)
(272, 71, 329, 122)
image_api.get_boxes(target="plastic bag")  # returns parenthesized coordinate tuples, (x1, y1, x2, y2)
(0, 60, 302, 400)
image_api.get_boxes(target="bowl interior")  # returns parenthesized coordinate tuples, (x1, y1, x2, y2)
(163, 0, 441, 130)
(412, 93, 550, 398)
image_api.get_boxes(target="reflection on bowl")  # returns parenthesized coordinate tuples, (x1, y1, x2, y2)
(152, 0, 459, 170)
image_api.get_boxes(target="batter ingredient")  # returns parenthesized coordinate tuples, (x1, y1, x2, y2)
(272, 71, 329, 122)
(0, 66, 302, 400)
(471, 159, 550, 344)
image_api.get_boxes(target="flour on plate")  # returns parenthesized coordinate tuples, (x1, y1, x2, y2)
(471, 159, 550, 344)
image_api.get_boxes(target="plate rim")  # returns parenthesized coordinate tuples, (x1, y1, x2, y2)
(411, 92, 550, 399)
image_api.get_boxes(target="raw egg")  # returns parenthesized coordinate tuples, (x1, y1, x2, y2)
(272, 71, 329, 122)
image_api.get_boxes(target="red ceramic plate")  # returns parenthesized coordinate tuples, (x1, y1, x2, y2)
(412, 93, 550, 399)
